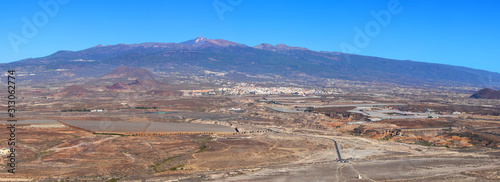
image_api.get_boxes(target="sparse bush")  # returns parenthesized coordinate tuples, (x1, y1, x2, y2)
(380, 135, 393, 141)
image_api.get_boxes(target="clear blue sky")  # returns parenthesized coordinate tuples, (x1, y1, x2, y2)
(1, 0, 499, 73)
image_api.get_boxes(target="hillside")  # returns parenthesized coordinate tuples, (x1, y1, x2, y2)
(53, 85, 91, 98)
(100, 65, 156, 80)
(470, 88, 500, 99)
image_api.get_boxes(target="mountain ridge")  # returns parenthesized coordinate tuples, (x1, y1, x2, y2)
(4, 36, 500, 88)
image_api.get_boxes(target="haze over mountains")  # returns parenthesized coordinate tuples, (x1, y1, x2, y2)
(3, 36, 500, 88)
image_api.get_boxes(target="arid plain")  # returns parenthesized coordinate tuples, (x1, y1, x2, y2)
(0, 66, 498, 181)
(1, 84, 499, 181)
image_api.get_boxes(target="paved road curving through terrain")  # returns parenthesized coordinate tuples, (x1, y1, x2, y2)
(331, 139, 342, 161)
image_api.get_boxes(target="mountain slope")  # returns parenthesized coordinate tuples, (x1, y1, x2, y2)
(53, 85, 91, 98)
(3, 36, 500, 87)
(470, 88, 500, 99)
(100, 65, 156, 80)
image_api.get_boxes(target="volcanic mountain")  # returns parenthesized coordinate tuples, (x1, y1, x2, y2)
(99, 66, 163, 91)
(470, 88, 500, 99)
(180, 36, 245, 47)
(54, 85, 91, 98)
(4, 36, 500, 87)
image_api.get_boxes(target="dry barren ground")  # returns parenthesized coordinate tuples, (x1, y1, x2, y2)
(208, 135, 500, 182)
(0, 126, 334, 181)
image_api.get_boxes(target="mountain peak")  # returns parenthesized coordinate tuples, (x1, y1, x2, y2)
(194, 36, 209, 44)
(180, 36, 245, 47)
(181, 36, 211, 46)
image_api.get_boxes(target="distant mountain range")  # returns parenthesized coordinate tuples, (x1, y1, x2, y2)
(3, 36, 500, 87)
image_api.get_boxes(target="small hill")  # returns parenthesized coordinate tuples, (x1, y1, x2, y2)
(127, 79, 163, 90)
(104, 79, 164, 91)
(470, 88, 500, 99)
(100, 66, 156, 81)
(55, 85, 91, 98)
(106, 82, 125, 90)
